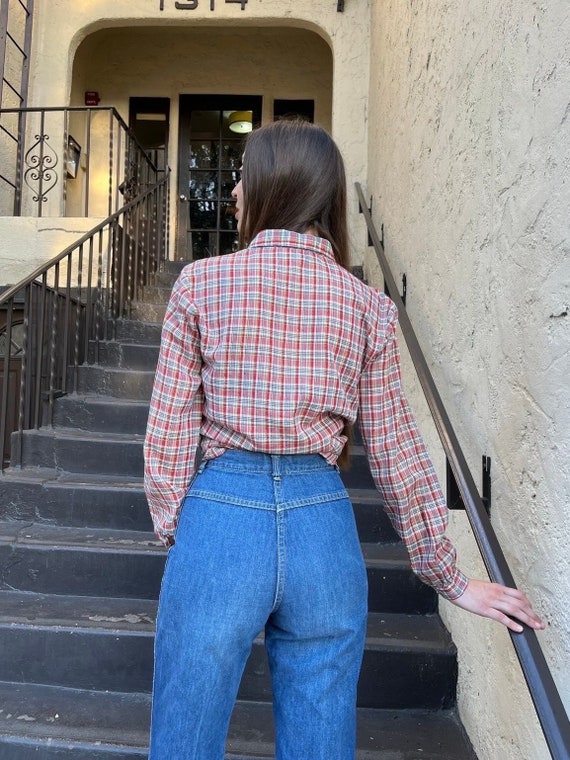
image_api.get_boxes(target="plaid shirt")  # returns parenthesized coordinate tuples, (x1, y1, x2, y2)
(144, 229, 468, 600)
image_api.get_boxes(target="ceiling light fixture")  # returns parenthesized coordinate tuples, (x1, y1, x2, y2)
(228, 110, 253, 134)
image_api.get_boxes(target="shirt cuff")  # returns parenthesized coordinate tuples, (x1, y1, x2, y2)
(154, 530, 174, 548)
(435, 567, 470, 601)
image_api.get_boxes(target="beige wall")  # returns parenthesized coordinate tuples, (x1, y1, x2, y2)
(366, 2, 569, 758)
(0, 218, 106, 285)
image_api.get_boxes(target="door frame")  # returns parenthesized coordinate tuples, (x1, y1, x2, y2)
(176, 94, 262, 260)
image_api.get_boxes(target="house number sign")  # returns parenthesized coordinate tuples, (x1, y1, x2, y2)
(159, 0, 248, 10)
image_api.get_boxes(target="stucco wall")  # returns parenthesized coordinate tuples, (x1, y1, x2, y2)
(0, 218, 106, 285)
(366, 2, 569, 758)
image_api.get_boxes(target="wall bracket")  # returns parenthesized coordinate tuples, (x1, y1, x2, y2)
(447, 456, 492, 516)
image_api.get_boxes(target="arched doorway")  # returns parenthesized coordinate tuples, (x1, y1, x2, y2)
(70, 25, 333, 258)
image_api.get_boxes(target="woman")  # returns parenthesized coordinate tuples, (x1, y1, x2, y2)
(144, 119, 544, 760)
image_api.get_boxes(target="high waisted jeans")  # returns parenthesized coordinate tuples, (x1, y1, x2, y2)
(149, 450, 368, 760)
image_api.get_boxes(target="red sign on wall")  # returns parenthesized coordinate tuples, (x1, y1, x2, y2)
(85, 91, 101, 106)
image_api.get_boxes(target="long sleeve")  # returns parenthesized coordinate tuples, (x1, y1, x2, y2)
(143, 269, 203, 545)
(358, 303, 468, 601)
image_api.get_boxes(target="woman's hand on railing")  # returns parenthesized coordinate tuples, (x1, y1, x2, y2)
(450, 579, 546, 633)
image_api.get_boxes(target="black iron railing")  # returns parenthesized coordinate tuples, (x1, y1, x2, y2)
(0, 173, 169, 468)
(0, 0, 34, 111)
(356, 182, 570, 760)
(0, 106, 159, 217)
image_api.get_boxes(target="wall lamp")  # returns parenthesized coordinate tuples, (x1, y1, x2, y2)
(66, 135, 82, 179)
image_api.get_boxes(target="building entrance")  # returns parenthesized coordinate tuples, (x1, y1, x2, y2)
(177, 94, 262, 260)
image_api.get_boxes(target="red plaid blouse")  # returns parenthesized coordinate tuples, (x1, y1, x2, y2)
(144, 229, 468, 600)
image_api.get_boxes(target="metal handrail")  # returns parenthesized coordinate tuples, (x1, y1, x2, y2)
(0, 106, 159, 217)
(0, 106, 157, 167)
(0, 173, 170, 469)
(356, 182, 570, 760)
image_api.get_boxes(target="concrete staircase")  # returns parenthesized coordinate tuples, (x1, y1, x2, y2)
(0, 262, 477, 759)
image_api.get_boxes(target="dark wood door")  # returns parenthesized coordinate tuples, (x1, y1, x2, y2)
(177, 94, 262, 260)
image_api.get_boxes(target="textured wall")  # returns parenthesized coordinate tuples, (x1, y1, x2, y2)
(366, 2, 569, 758)
(0, 218, 105, 285)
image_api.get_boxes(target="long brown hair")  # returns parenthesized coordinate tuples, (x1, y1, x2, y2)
(238, 119, 350, 271)
(239, 119, 353, 467)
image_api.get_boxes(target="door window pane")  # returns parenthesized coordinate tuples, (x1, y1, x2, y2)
(221, 204, 238, 231)
(0, 323, 25, 357)
(187, 110, 243, 258)
(189, 200, 218, 229)
(189, 174, 217, 200)
(221, 142, 242, 169)
(219, 231, 240, 256)
(190, 140, 218, 169)
(190, 231, 217, 260)
(220, 170, 240, 200)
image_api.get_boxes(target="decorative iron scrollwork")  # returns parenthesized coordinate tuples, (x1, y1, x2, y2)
(24, 134, 59, 204)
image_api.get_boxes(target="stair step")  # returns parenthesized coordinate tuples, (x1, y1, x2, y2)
(17, 432, 377, 485)
(52, 396, 150, 435)
(151, 271, 179, 287)
(139, 285, 174, 304)
(0, 592, 455, 708)
(160, 260, 191, 273)
(0, 524, 164, 599)
(342, 446, 376, 489)
(17, 429, 146, 476)
(0, 471, 153, 530)
(0, 682, 476, 759)
(112, 319, 162, 344)
(150, 261, 188, 287)
(363, 542, 437, 614)
(0, 523, 434, 612)
(0, 471, 397, 541)
(129, 302, 166, 323)
(74, 365, 155, 399)
(349, 488, 400, 543)
(0, 682, 149, 759)
(88, 341, 160, 370)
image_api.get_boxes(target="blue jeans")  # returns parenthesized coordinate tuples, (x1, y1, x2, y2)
(149, 451, 368, 760)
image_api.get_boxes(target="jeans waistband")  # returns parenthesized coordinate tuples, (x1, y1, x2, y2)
(204, 450, 333, 476)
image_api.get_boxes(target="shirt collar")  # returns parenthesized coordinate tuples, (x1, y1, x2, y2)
(248, 229, 336, 261)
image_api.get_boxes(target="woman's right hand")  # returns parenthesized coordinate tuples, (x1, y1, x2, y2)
(450, 579, 545, 633)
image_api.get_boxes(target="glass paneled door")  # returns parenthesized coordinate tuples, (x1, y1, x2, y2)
(177, 95, 262, 260)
